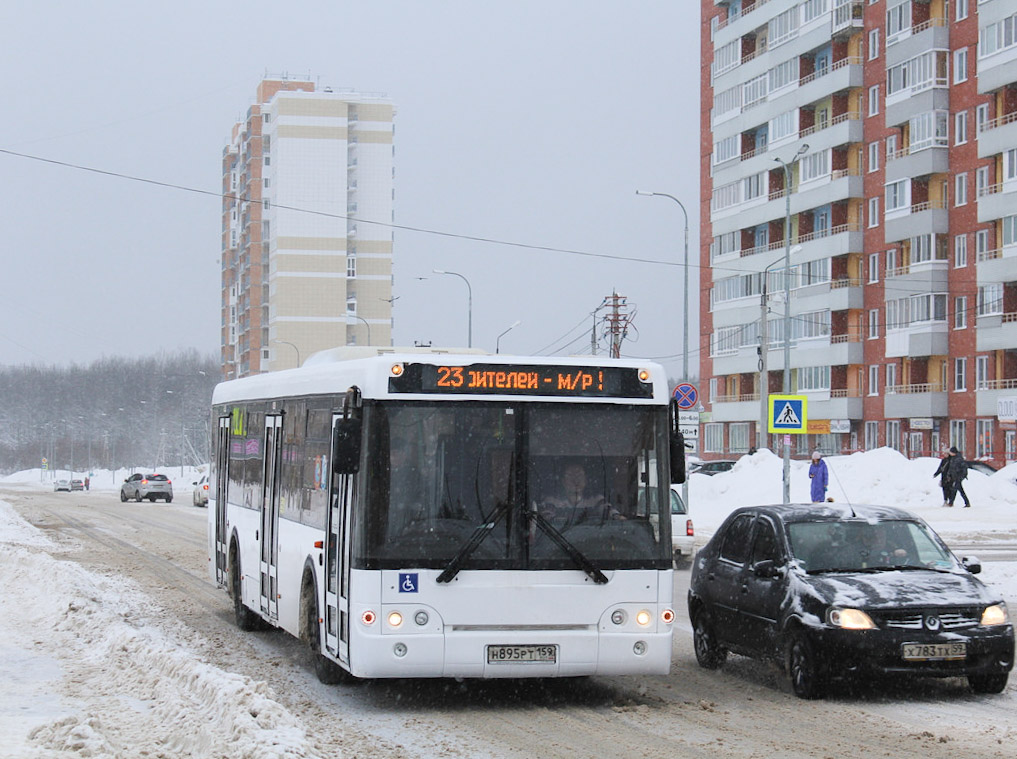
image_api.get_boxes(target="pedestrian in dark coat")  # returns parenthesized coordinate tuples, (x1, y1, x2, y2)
(933, 449, 955, 506)
(809, 451, 829, 503)
(946, 447, 971, 508)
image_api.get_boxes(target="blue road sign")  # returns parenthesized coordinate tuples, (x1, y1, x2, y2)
(673, 383, 699, 410)
(769, 394, 807, 434)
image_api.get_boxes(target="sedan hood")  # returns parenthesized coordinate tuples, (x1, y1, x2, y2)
(799, 569, 1000, 610)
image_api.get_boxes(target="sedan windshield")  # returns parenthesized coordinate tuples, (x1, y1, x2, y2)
(357, 401, 672, 571)
(788, 519, 956, 573)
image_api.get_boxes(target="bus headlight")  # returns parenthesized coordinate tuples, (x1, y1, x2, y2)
(387, 611, 403, 628)
(414, 610, 429, 626)
(611, 609, 627, 626)
(635, 610, 652, 627)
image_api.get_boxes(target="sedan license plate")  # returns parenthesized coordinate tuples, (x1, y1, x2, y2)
(902, 642, 966, 661)
(487, 644, 557, 664)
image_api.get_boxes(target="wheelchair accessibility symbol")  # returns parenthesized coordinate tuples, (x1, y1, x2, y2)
(399, 573, 418, 593)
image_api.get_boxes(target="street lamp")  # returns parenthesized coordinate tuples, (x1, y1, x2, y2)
(433, 269, 473, 348)
(636, 189, 691, 513)
(496, 320, 521, 354)
(774, 143, 809, 504)
(271, 339, 301, 368)
(348, 314, 372, 346)
(758, 245, 802, 453)
(635, 191, 690, 383)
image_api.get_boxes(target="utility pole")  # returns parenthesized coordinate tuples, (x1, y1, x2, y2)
(603, 291, 631, 358)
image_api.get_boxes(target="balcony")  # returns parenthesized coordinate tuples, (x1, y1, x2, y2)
(810, 388, 864, 420)
(883, 260, 950, 296)
(832, 0, 864, 36)
(977, 182, 1017, 224)
(711, 393, 762, 423)
(976, 245, 1017, 287)
(976, 312, 1017, 352)
(884, 383, 948, 419)
(884, 200, 949, 244)
(977, 110, 1017, 160)
(885, 321, 949, 359)
(885, 143, 950, 183)
(735, 222, 862, 263)
(976, 379, 1017, 417)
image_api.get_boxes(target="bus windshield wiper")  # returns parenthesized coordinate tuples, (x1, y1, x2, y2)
(529, 512, 609, 585)
(436, 500, 511, 584)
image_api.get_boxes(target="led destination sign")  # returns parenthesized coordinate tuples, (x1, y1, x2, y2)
(388, 363, 654, 399)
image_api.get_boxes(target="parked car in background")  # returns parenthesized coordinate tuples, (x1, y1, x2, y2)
(688, 502, 1013, 698)
(70, 479, 85, 491)
(669, 486, 695, 568)
(53, 479, 71, 492)
(192, 475, 209, 507)
(120, 473, 173, 503)
(691, 460, 736, 476)
(966, 460, 997, 477)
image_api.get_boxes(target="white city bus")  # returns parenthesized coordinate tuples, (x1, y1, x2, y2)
(208, 347, 685, 682)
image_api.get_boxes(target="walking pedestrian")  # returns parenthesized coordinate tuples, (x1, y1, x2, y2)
(933, 449, 955, 506)
(808, 451, 829, 503)
(946, 447, 971, 508)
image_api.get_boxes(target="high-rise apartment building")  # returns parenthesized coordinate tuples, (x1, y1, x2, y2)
(701, 0, 1017, 466)
(222, 77, 395, 378)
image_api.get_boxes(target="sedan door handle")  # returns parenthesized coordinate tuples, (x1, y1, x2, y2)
(740, 583, 749, 594)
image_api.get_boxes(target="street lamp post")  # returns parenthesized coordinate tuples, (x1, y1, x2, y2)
(636, 189, 691, 512)
(758, 245, 802, 453)
(271, 339, 301, 368)
(349, 314, 372, 346)
(433, 269, 473, 348)
(774, 144, 809, 504)
(496, 320, 521, 354)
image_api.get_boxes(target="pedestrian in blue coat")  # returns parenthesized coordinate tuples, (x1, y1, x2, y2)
(809, 450, 829, 503)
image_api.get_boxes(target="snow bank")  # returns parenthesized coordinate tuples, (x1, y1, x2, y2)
(0, 499, 324, 759)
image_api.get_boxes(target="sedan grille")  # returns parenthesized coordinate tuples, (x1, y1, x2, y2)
(879, 610, 980, 631)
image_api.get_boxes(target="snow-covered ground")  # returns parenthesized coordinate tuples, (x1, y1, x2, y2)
(2, 448, 1017, 757)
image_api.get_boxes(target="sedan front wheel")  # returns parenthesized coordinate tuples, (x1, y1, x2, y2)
(693, 611, 727, 669)
(787, 632, 826, 699)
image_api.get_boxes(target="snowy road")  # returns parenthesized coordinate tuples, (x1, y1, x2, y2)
(3, 485, 1017, 759)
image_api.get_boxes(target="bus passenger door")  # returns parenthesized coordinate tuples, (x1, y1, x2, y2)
(326, 404, 359, 664)
(214, 416, 231, 586)
(260, 414, 283, 620)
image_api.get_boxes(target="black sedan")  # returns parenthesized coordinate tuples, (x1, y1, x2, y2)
(688, 503, 1013, 698)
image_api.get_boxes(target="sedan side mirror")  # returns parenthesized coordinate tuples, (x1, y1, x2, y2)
(753, 559, 782, 579)
(961, 556, 982, 574)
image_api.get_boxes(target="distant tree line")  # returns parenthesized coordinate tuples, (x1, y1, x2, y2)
(0, 350, 220, 475)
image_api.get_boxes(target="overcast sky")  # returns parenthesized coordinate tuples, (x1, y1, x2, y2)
(0, 1, 701, 382)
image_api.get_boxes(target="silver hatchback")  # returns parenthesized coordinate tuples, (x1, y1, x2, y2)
(121, 473, 173, 503)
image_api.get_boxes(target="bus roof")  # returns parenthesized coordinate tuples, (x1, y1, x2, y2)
(212, 348, 671, 405)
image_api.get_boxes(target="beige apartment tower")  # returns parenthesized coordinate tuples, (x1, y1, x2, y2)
(221, 77, 395, 378)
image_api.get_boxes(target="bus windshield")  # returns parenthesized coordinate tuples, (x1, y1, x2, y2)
(357, 401, 672, 571)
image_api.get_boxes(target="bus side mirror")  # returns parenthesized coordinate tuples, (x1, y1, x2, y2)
(670, 430, 686, 484)
(332, 418, 362, 475)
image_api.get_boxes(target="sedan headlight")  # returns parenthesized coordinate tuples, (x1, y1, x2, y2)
(827, 607, 876, 630)
(981, 603, 1010, 627)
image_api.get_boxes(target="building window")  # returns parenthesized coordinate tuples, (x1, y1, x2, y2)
(704, 423, 724, 453)
(953, 48, 968, 83)
(885, 179, 909, 213)
(955, 296, 967, 329)
(346, 296, 357, 315)
(868, 197, 880, 227)
(950, 420, 966, 452)
(976, 419, 993, 459)
(976, 229, 990, 257)
(868, 141, 879, 172)
(730, 423, 750, 453)
(976, 104, 990, 134)
(954, 234, 968, 268)
(978, 283, 1004, 316)
(976, 166, 990, 198)
(868, 252, 880, 283)
(954, 357, 968, 391)
(976, 356, 990, 390)
(955, 173, 968, 206)
(865, 421, 879, 451)
(868, 308, 879, 338)
(956, 0, 968, 21)
(868, 28, 880, 60)
(886, 363, 897, 391)
(887, 421, 901, 452)
(346, 255, 357, 278)
(868, 85, 880, 116)
(955, 111, 968, 145)
(869, 365, 879, 395)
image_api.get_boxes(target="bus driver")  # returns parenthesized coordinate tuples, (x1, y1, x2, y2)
(541, 463, 626, 526)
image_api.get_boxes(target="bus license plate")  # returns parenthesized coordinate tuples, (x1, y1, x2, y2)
(487, 644, 557, 664)
(902, 642, 966, 661)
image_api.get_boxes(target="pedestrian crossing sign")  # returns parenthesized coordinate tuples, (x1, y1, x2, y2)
(768, 395, 808, 434)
